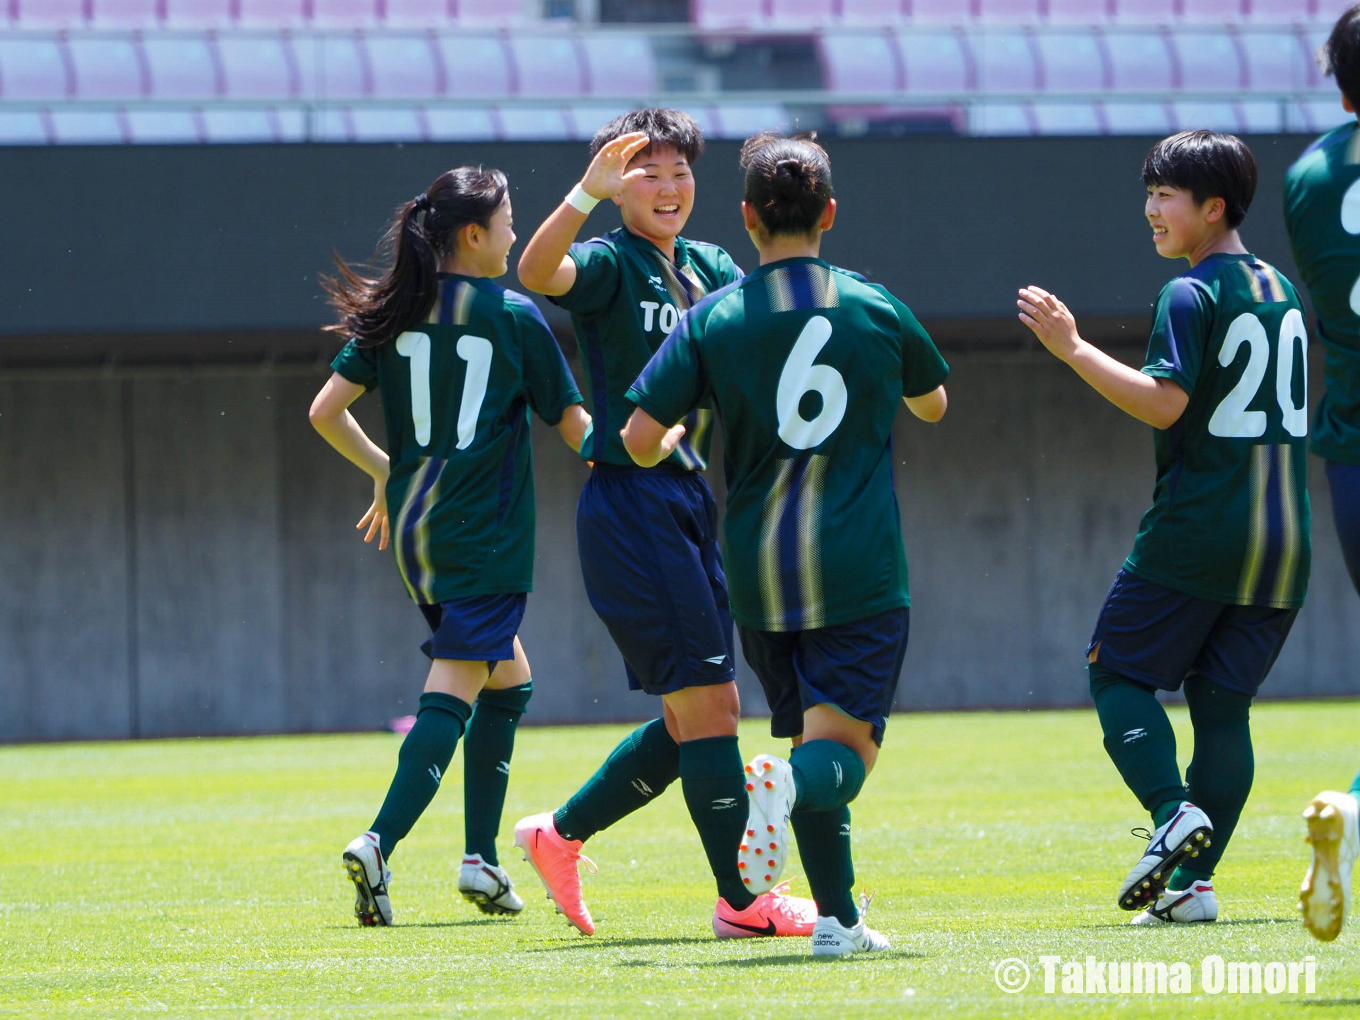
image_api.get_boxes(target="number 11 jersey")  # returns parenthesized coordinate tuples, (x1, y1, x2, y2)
(627, 257, 949, 633)
(1126, 253, 1310, 609)
(332, 274, 582, 604)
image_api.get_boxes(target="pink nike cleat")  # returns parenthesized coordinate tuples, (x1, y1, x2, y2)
(713, 879, 817, 938)
(513, 812, 597, 935)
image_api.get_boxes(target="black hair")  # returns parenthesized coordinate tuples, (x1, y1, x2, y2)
(739, 131, 834, 238)
(1323, 3, 1360, 110)
(1141, 130, 1257, 230)
(323, 165, 508, 348)
(589, 107, 703, 165)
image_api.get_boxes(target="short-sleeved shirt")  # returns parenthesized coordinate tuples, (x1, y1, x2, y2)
(332, 274, 582, 604)
(548, 225, 741, 469)
(1125, 253, 1311, 609)
(627, 256, 950, 632)
(1285, 120, 1360, 464)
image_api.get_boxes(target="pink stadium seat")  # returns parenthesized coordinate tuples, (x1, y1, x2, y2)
(1291, 97, 1353, 133)
(1031, 100, 1103, 133)
(1169, 30, 1245, 92)
(215, 35, 301, 98)
(433, 34, 512, 98)
(162, 0, 233, 27)
(567, 103, 630, 139)
(496, 106, 571, 140)
(12, 0, 87, 29)
(1302, 26, 1330, 89)
(90, 0, 163, 28)
(0, 39, 72, 99)
(124, 109, 204, 143)
(1180, 0, 1245, 23)
(1108, 0, 1176, 24)
(818, 32, 903, 93)
(1315, 1, 1355, 25)
(840, 0, 907, 24)
(312, 0, 382, 27)
(1103, 30, 1175, 92)
(976, 0, 1044, 23)
(67, 38, 147, 100)
(48, 109, 127, 144)
(579, 33, 656, 97)
(1239, 30, 1310, 92)
(970, 30, 1040, 92)
(711, 102, 792, 138)
(1033, 29, 1107, 92)
(456, 0, 526, 24)
(142, 35, 220, 98)
(506, 34, 584, 97)
(908, 0, 972, 24)
(1237, 98, 1284, 132)
(199, 107, 301, 143)
(236, 0, 307, 27)
(768, 0, 837, 27)
(896, 30, 972, 94)
(1247, 0, 1312, 23)
(1100, 99, 1172, 133)
(317, 107, 427, 142)
(385, 0, 455, 26)
(366, 35, 443, 98)
(1044, 0, 1111, 24)
(968, 102, 1036, 135)
(1170, 99, 1243, 131)
(691, 0, 764, 30)
(424, 106, 497, 140)
(0, 111, 51, 145)
(313, 35, 372, 99)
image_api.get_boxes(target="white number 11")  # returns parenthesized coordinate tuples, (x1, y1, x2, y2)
(395, 331, 493, 449)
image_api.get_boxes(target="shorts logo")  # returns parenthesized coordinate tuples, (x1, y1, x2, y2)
(832, 761, 843, 788)
(703, 655, 728, 665)
(1123, 728, 1148, 745)
(497, 761, 510, 776)
(711, 797, 739, 810)
(632, 778, 655, 797)
(428, 763, 443, 785)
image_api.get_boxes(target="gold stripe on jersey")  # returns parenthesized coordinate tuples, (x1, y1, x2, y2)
(796, 454, 830, 629)
(395, 457, 443, 604)
(1261, 265, 1287, 303)
(1241, 263, 1265, 305)
(1236, 444, 1270, 605)
(453, 280, 476, 326)
(673, 409, 712, 471)
(765, 264, 840, 313)
(653, 254, 707, 310)
(1240, 262, 1287, 304)
(758, 457, 796, 628)
(1271, 443, 1302, 609)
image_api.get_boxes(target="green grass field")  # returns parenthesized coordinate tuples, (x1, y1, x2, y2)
(3, 702, 1358, 1019)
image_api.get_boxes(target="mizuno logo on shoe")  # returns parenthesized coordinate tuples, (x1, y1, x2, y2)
(429, 764, 443, 784)
(712, 797, 738, 810)
(840, 823, 851, 836)
(703, 655, 728, 664)
(721, 917, 776, 936)
(632, 779, 654, 797)
(497, 761, 510, 776)
(1123, 728, 1147, 744)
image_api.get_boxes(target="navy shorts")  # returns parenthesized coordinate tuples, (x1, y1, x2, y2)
(418, 593, 526, 671)
(1326, 460, 1360, 596)
(739, 607, 910, 747)
(1088, 569, 1298, 697)
(576, 463, 736, 696)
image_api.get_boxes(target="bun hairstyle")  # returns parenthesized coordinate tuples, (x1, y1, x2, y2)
(739, 131, 833, 238)
(324, 165, 508, 348)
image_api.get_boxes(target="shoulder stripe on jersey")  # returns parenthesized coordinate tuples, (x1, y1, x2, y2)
(454, 281, 476, 326)
(766, 263, 840, 313)
(1241, 262, 1287, 304)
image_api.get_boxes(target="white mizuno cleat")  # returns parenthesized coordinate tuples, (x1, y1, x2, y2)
(458, 853, 525, 916)
(1131, 881, 1218, 924)
(811, 893, 889, 957)
(1118, 802, 1213, 911)
(1300, 791, 1360, 942)
(739, 754, 795, 895)
(342, 831, 392, 927)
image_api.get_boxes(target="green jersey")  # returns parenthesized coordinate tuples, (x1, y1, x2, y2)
(627, 257, 950, 632)
(332, 274, 582, 604)
(1126, 254, 1311, 609)
(549, 225, 741, 469)
(1285, 120, 1360, 464)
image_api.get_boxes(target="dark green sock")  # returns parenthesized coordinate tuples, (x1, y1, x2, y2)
(679, 736, 755, 910)
(371, 691, 471, 861)
(1090, 664, 1186, 818)
(1350, 768, 1360, 798)
(554, 718, 679, 843)
(791, 805, 857, 926)
(789, 740, 866, 811)
(462, 680, 532, 867)
(1170, 678, 1253, 888)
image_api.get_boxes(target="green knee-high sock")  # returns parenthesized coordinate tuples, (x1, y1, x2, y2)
(791, 805, 857, 927)
(371, 692, 471, 861)
(1171, 678, 1254, 887)
(463, 680, 532, 867)
(1089, 664, 1186, 822)
(679, 736, 755, 910)
(554, 718, 679, 843)
(789, 740, 866, 811)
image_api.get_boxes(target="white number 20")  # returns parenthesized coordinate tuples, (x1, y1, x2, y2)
(1207, 309, 1307, 439)
(395, 331, 493, 449)
(777, 316, 847, 450)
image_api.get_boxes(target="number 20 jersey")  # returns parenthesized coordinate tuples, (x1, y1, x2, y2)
(331, 274, 582, 604)
(1285, 120, 1360, 465)
(627, 257, 950, 633)
(1126, 253, 1310, 610)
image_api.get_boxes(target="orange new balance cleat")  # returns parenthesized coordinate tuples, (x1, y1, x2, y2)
(713, 879, 817, 938)
(513, 812, 597, 935)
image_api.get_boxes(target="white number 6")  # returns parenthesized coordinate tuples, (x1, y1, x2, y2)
(777, 316, 847, 450)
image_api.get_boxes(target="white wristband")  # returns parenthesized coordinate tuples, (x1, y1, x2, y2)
(565, 183, 601, 214)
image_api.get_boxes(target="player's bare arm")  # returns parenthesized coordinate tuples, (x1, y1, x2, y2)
(1018, 285, 1189, 430)
(556, 403, 592, 453)
(308, 372, 392, 549)
(904, 385, 947, 423)
(621, 405, 686, 468)
(517, 132, 652, 296)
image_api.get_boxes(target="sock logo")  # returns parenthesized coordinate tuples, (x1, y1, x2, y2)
(1123, 727, 1147, 744)
(428, 763, 443, 785)
(832, 761, 843, 788)
(497, 761, 510, 776)
(711, 797, 739, 810)
(632, 778, 654, 797)
(840, 823, 851, 837)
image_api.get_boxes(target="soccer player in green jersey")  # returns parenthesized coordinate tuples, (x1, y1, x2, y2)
(1019, 130, 1311, 925)
(512, 109, 817, 939)
(623, 133, 950, 955)
(308, 166, 589, 927)
(1283, 4, 1360, 943)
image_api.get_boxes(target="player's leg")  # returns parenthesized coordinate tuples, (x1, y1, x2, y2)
(1326, 460, 1360, 595)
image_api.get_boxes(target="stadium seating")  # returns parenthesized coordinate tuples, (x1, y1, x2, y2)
(1103, 31, 1176, 93)
(818, 32, 904, 93)
(424, 106, 498, 141)
(0, 110, 49, 144)
(48, 108, 126, 144)
(839, 0, 907, 25)
(1031, 30, 1107, 93)
(162, 0, 234, 27)
(215, 35, 302, 99)
(312, 0, 383, 29)
(1239, 31, 1312, 92)
(578, 33, 658, 97)
(0, 38, 72, 100)
(506, 34, 586, 97)
(383, 0, 456, 28)
(90, 0, 163, 29)
(237, 0, 310, 29)
(1168, 30, 1246, 92)
(142, 36, 221, 99)
(67, 37, 147, 100)
(895, 31, 973, 94)
(124, 107, 203, 143)
(11, 0, 87, 29)
(690, 0, 765, 31)
(972, 31, 1040, 94)
(434, 34, 513, 98)
(366, 35, 444, 99)
(1043, 0, 1110, 24)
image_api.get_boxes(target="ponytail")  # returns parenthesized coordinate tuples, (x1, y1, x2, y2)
(739, 132, 833, 238)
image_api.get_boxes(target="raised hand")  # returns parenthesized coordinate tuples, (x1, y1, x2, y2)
(1017, 285, 1082, 362)
(580, 131, 652, 201)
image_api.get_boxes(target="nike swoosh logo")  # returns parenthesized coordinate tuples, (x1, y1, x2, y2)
(720, 917, 777, 936)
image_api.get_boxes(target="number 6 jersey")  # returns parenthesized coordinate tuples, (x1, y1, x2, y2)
(332, 274, 582, 604)
(1126, 253, 1310, 609)
(627, 257, 949, 633)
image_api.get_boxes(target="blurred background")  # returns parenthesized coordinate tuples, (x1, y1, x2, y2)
(2, 0, 1357, 742)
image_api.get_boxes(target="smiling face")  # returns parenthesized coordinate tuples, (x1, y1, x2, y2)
(456, 196, 516, 278)
(613, 144, 695, 249)
(1144, 183, 1223, 261)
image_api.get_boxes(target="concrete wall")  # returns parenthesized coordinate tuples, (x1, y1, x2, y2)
(4, 352, 1357, 742)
